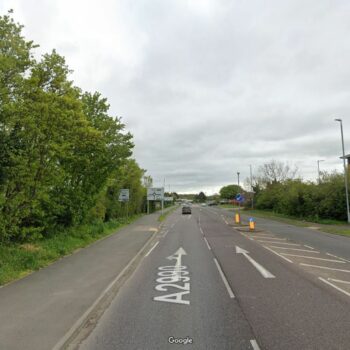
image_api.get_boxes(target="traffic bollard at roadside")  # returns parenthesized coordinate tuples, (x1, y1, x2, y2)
(249, 217, 255, 231)
(235, 213, 241, 224)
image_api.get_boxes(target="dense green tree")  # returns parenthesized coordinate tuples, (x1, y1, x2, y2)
(219, 185, 241, 200)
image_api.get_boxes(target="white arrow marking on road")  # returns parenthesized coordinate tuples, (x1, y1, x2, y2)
(236, 246, 275, 279)
(167, 247, 187, 281)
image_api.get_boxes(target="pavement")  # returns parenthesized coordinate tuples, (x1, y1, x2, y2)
(2, 205, 350, 349)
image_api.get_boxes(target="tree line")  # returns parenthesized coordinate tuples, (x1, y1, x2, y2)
(0, 13, 149, 242)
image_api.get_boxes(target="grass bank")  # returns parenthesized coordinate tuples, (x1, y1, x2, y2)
(241, 209, 350, 237)
(0, 214, 143, 286)
(158, 205, 178, 222)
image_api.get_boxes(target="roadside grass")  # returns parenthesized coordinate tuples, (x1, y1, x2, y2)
(0, 215, 143, 287)
(240, 209, 350, 237)
(158, 205, 178, 222)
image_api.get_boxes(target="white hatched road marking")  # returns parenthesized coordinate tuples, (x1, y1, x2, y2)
(214, 258, 235, 298)
(256, 241, 300, 246)
(300, 263, 350, 273)
(253, 237, 286, 241)
(199, 227, 204, 235)
(328, 278, 350, 285)
(281, 253, 345, 263)
(250, 339, 261, 350)
(263, 246, 293, 263)
(145, 241, 159, 257)
(304, 245, 315, 250)
(203, 237, 211, 250)
(326, 253, 350, 263)
(268, 246, 320, 253)
(162, 230, 169, 238)
(319, 277, 350, 297)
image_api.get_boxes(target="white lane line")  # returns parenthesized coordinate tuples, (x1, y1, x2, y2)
(281, 254, 345, 263)
(236, 246, 275, 279)
(262, 246, 293, 263)
(199, 227, 204, 235)
(253, 237, 286, 241)
(304, 245, 315, 250)
(326, 253, 350, 263)
(250, 339, 261, 350)
(162, 230, 169, 238)
(268, 246, 320, 253)
(328, 278, 350, 285)
(255, 241, 300, 246)
(213, 258, 235, 298)
(300, 263, 350, 273)
(145, 241, 159, 257)
(203, 237, 211, 250)
(319, 277, 350, 297)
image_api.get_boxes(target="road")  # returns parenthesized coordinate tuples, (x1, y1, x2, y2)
(77, 206, 350, 350)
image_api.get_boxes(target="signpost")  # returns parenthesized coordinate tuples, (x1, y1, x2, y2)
(147, 188, 165, 214)
(119, 189, 130, 218)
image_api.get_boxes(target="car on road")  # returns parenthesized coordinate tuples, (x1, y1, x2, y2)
(182, 205, 192, 214)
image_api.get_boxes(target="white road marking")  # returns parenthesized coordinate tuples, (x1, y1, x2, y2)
(162, 230, 169, 238)
(326, 253, 350, 263)
(236, 246, 275, 278)
(268, 246, 320, 253)
(213, 258, 235, 298)
(253, 237, 286, 241)
(328, 278, 350, 285)
(188, 215, 192, 219)
(171, 223, 175, 228)
(262, 246, 293, 263)
(304, 245, 315, 250)
(250, 339, 261, 350)
(319, 277, 350, 297)
(199, 227, 204, 235)
(145, 241, 159, 257)
(203, 237, 211, 250)
(281, 253, 345, 263)
(300, 263, 350, 273)
(256, 241, 300, 246)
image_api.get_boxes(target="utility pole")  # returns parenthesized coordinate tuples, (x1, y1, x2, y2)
(317, 159, 324, 184)
(335, 118, 350, 223)
(250, 165, 254, 209)
(237, 172, 240, 209)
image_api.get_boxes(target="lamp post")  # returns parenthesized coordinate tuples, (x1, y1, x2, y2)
(250, 165, 254, 209)
(237, 172, 240, 188)
(317, 159, 324, 184)
(335, 118, 350, 223)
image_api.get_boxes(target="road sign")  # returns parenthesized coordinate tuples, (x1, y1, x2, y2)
(235, 193, 245, 202)
(119, 189, 129, 202)
(147, 187, 164, 201)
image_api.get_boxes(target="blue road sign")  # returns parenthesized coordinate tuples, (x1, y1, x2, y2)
(235, 193, 245, 202)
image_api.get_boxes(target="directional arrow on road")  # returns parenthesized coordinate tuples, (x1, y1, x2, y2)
(167, 247, 187, 282)
(236, 246, 275, 279)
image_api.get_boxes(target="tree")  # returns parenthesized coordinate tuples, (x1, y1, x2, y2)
(196, 191, 207, 203)
(219, 185, 241, 200)
(257, 160, 298, 186)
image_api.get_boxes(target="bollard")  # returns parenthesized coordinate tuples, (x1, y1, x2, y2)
(235, 213, 241, 224)
(249, 217, 255, 231)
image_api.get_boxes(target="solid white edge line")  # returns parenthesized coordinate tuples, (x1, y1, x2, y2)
(213, 258, 235, 298)
(318, 277, 350, 297)
(328, 278, 350, 285)
(203, 237, 211, 250)
(300, 263, 350, 273)
(326, 253, 350, 263)
(280, 253, 345, 263)
(250, 339, 261, 350)
(145, 241, 159, 257)
(262, 246, 293, 263)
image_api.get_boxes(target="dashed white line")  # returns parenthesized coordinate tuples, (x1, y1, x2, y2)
(280, 253, 345, 263)
(213, 258, 235, 298)
(145, 241, 159, 257)
(326, 253, 350, 263)
(203, 237, 211, 250)
(319, 277, 350, 297)
(268, 246, 320, 253)
(300, 263, 350, 273)
(250, 339, 261, 350)
(262, 246, 293, 263)
(328, 278, 350, 285)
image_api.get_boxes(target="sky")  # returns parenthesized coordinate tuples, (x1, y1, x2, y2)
(1, 0, 350, 194)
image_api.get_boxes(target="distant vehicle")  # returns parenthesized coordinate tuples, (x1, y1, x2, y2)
(182, 205, 192, 214)
(201, 203, 207, 206)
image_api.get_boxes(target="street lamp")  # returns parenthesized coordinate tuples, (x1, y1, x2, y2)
(334, 118, 350, 223)
(317, 159, 324, 184)
(237, 172, 240, 188)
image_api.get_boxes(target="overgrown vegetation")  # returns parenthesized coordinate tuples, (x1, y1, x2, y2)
(0, 13, 149, 243)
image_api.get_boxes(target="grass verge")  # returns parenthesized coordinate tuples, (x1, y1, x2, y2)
(158, 205, 178, 222)
(0, 214, 143, 287)
(241, 209, 350, 237)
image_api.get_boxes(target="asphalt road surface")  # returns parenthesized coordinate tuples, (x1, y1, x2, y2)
(78, 206, 350, 350)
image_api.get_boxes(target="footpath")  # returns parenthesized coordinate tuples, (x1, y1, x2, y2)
(0, 212, 164, 350)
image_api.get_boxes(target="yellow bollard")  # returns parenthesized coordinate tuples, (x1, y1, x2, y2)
(249, 218, 255, 231)
(235, 213, 241, 224)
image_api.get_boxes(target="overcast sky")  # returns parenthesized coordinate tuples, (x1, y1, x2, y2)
(2, 0, 350, 194)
